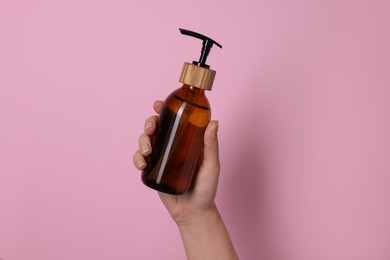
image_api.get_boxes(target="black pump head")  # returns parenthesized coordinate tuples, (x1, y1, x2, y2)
(179, 28, 222, 69)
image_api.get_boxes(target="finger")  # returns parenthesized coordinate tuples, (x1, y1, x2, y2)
(133, 150, 147, 170)
(145, 115, 159, 136)
(202, 120, 220, 173)
(153, 100, 164, 114)
(138, 132, 152, 156)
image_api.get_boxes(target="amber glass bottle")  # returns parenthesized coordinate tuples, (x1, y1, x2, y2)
(141, 28, 222, 195)
(142, 84, 210, 194)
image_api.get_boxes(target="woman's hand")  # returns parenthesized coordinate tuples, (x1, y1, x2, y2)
(133, 100, 221, 225)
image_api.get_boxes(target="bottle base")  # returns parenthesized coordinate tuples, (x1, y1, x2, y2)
(142, 178, 185, 195)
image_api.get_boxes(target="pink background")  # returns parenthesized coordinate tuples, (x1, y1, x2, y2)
(1, 0, 390, 259)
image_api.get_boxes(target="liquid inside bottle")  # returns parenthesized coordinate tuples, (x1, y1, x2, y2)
(141, 85, 211, 195)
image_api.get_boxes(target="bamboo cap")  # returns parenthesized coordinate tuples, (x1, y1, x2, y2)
(179, 62, 216, 91)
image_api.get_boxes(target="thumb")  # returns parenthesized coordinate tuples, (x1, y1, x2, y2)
(202, 120, 220, 173)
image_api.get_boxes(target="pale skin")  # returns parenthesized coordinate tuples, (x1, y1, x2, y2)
(133, 100, 239, 260)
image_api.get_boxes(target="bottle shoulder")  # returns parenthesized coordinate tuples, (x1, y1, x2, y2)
(167, 85, 210, 109)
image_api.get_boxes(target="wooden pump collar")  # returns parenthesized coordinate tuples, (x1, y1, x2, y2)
(179, 62, 216, 91)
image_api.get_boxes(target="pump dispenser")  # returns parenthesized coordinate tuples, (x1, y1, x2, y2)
(141, 28, 222, 195)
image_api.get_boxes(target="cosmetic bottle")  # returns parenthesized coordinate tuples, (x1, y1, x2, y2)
(141, 28, 222, 195)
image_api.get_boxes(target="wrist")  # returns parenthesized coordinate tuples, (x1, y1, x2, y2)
(176, 204, 239, 260)
(176, 203, 220, 229)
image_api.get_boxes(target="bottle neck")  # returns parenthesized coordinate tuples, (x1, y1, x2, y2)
(182, 84, 206, 101)
(173, 84, 209, 109)
(182, 84, 205, 93)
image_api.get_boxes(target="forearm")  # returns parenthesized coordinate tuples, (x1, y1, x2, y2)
(177, 205, 238, 260)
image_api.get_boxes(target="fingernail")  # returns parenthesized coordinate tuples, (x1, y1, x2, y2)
(137, 159, 146, 168)
(142, 143, 151, 154)
(145, 122, 152, 131)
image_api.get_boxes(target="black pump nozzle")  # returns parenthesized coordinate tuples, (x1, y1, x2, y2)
(179, 28, 222, 69)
